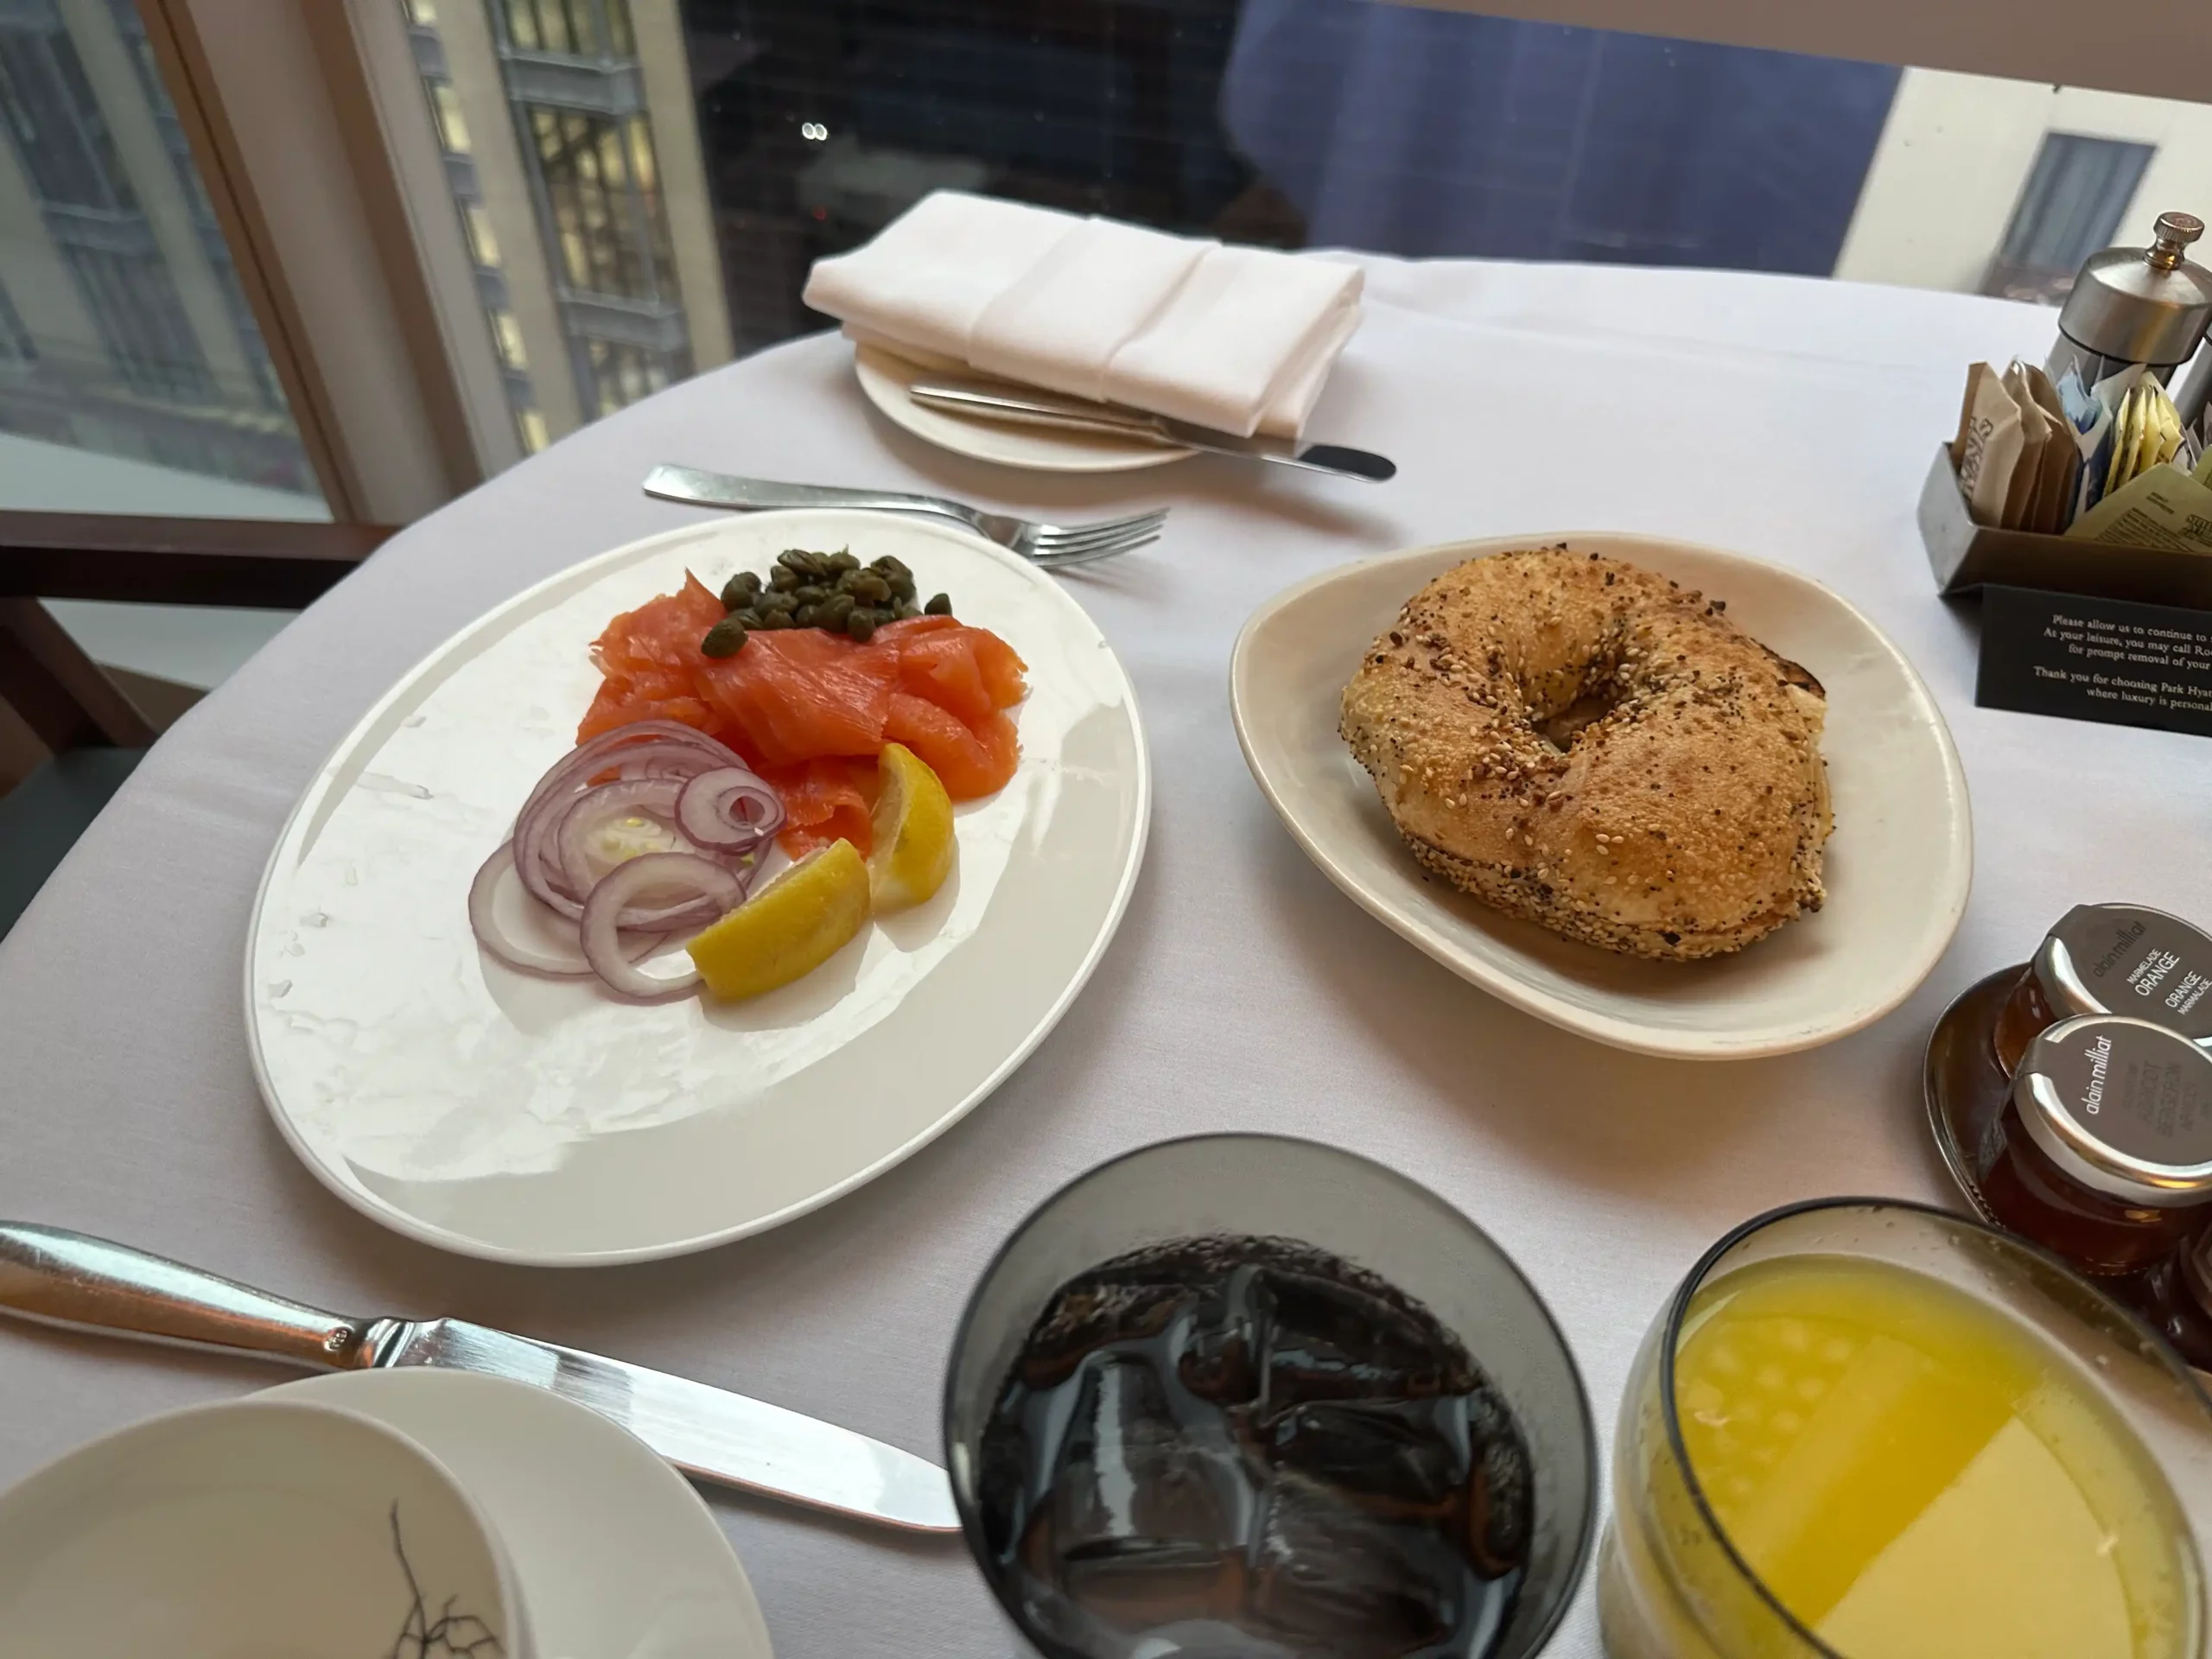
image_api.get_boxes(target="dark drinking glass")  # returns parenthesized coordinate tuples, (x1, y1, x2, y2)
(944, 1134, 1597, 1659)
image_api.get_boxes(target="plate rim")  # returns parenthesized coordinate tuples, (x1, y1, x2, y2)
(265, 1368, 772, 1659)
(1229, 530, 1974, 1060)
(852, 341, 1195, 474)
(244, 507, 1152, 1265)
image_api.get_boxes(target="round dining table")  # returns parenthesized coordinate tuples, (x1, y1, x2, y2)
(3, 254, 2201, 1656)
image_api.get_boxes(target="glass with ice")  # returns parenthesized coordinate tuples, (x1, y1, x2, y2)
(943, 1134, 1597, 1659)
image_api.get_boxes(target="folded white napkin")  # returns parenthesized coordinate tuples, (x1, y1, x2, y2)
(803, 190, 1362, 438)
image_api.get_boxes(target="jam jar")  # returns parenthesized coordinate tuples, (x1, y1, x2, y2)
(1979, 1013, 2212, 1277)
(1992, 902, 2212, 1073)
(2134, 1229, 2212, 1372)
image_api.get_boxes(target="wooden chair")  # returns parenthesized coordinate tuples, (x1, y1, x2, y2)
(0, 513, 393, 937)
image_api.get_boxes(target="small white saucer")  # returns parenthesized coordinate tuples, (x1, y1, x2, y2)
(268, 1370, 772, 1659)
(854, 342, 1193, 473)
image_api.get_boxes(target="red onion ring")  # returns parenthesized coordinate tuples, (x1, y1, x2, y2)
(470, 721, 783, 995)
(677, 767, 786, 850)
(470, 843, 594, 977)
(578, 853, 745, 1000)
(467, 843, 668, 978)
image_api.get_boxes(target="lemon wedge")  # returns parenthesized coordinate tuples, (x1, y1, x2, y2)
(868, 741, 956, 910)
(686, 839, 869, 1000)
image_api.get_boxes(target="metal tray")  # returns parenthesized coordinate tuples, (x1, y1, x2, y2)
(1919, 448, 2212, 607)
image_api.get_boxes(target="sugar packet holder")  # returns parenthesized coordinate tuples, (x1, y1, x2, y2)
(1921, 447, 2212, 608)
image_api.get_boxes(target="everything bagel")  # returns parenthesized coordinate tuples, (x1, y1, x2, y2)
(1339, 547, 1831, 961)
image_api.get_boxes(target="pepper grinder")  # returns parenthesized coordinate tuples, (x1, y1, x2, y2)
(2046, 211, 2212, 397)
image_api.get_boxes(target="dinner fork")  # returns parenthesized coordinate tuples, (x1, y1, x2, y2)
(643, 465, 1165, 569)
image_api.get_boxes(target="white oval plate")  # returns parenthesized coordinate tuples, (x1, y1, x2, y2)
(247, 509, 1149, 1263)
(1230, 533, 1972, 1060)
(270, 1370, 771, 1659)
(854, 342, 1194, 473)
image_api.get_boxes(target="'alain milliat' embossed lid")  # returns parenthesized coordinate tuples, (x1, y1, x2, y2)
(2031, 903, 2212, 1046)
(2012, 1014, 2212, 1206)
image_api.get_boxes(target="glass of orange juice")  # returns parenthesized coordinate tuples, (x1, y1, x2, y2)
(1600, 1198, 2212, 1659)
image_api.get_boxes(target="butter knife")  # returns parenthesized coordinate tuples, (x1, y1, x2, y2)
(906, 378, 1396, 482)
(0, 1222, 958, 1534)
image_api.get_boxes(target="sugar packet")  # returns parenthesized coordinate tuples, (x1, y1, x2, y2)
(2056, 362, 2152, 523)
(2065, 460, 2212, 552)
(2007, 360, 2078, 532)
(1953, 362, 2024, 526)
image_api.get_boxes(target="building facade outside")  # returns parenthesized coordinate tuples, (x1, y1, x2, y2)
(401, 0, 731, 454)
(1838, 70, 2212, 302)
(0, 0, 317, 500)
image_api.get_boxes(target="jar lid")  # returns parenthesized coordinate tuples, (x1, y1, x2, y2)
(2056, 213, 2212, 367)
(2031, 902, 2212, 1044)
(2013, 1014, 2212, 1205)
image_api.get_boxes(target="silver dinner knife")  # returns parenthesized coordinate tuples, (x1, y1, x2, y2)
(906, 378, 1397, 482)
(0, 1222, 958, 1535)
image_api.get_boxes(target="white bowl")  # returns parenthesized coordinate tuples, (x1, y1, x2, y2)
(1230, 532, 1973, 1059)
(0, 1396, 530, 1657)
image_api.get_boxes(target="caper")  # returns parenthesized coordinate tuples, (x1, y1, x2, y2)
(756, 609, 792, 629)
(845, 609, 877, 642)
(768, 565, 800, 592)
(892, 575, 918, 601)
(794, 603, 817, 627)
(894, 600, 920, 620)
(720, 570, 762, 610)
(734, 608, 765, 629)
(756, 589, 795, 613)
(847, 572, 892, 603)
(700, 618, 747, 658)
(797, 584, 832, 606)
(828, 549, 860, 574)
(777, 548, 812, 570)
(873, 555, 912, 581)
(816, 592, 855, 628)
(925, 592, 952, 616)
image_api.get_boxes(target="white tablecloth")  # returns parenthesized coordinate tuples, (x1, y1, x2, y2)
(4, 256, 2202, 1656)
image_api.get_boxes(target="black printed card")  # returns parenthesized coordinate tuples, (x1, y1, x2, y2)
(1976, 584, 2212, 738)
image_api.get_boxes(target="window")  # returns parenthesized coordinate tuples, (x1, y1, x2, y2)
(464, 200, 500, 265)
(0, 22, 134, 211)
(489, 307, 526, 369)
(107, 0, 284, 414)
(0, 272, 32, 363)
(576, 332, 664, 416)
(351, 0, 2212, 493)
(1985, 133, 2158, 303)
(526, 107, 667, 300)
(432, 81, 473, 153)
(505, 0, 634, 62)
(0, 1, 319, 509)
(402, 0, 699, 446)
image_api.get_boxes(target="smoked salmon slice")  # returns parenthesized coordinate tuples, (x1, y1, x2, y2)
(575, 571, 1029, 855)
(765, 757, 878, 858)
(575, 574, 727, 741)
(696, 626, 898, 768)
(884, 694, 1020, 799)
